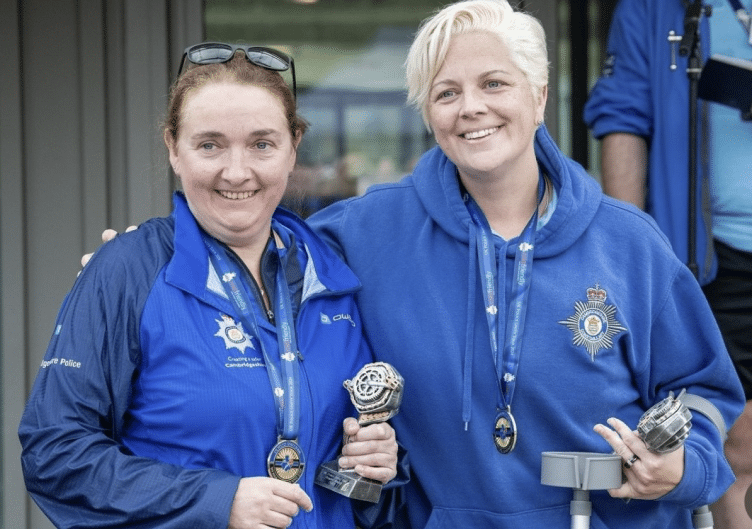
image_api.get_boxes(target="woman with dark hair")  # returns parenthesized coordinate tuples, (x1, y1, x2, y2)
(19, 45, 398, 529)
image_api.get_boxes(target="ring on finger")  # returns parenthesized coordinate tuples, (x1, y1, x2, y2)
(624, 454, 639, 469)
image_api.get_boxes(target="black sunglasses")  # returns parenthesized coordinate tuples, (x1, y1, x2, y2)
(177, 42, 297, 100)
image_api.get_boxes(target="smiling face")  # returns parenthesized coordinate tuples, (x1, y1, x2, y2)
(427, 31, 546, 182)
(166, 81, 299, 252)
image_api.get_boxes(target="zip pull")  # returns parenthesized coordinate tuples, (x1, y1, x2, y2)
(668, 30, 682, 70)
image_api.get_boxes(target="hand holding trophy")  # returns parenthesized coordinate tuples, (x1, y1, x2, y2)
(315, 362, 404, 502)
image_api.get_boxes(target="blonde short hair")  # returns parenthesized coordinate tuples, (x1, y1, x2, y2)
(405, 0, 549, 129)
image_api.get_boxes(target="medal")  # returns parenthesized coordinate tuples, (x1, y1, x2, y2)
(466, 172, 545, 455)
(267, 439, 306, 483)
(205, 228, 307, 482)
(493, 408, 517, 454)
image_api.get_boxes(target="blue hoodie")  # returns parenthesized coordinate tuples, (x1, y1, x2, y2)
(308, 125, 744, 528)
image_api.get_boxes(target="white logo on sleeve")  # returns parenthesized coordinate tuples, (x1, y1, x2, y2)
(320, 312, 356, 327)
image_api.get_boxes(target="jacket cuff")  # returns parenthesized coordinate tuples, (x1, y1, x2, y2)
(353, 443, 410, 529)
(657, 443, 709, 508)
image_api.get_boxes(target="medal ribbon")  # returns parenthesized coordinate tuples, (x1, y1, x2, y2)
(465, 172, 544, 413)
(204, 231, 301, 441)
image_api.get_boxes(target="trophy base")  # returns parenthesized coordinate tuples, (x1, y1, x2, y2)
(314, 460, 382, 503)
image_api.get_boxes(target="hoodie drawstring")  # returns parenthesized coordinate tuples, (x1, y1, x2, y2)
(463, 222, 477, 430)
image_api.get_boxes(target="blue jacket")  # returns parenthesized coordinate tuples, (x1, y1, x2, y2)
(20, 192, 372, 528)
(583, 0, 717, 285)
(308, 125, 745, 528)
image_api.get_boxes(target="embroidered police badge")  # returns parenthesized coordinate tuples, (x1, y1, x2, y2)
(558, 284, 626, 360)
(214, 313, 255, 353)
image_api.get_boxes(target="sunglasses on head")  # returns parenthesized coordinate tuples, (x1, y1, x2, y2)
(177, 42, 297, 99)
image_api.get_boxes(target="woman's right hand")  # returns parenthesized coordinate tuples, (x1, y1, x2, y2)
(593, 417, 684, 500)
(228, 476, 313, 529)
(80, 226, 137, 268)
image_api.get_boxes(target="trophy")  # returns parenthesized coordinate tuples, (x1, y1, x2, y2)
(315, 362, 404, 502)
(636, 391, 692, 453)
(636, 392, 717, 529)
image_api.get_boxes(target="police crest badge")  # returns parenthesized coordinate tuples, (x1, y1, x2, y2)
(214, 313, 255, 353)
(558, 284, 626, 360)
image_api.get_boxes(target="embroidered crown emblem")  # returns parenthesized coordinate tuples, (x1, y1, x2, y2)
(586, 285, 607, 303)
(558, 283, 626, 360)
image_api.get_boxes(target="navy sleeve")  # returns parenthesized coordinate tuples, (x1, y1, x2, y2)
(18, 225, 240, 529)
(583, 0, 654, 139)
(352, 444, 410, 529)
(308, 202, 414, 529)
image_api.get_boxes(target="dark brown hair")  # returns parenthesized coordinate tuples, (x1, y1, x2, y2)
(164, 51, 308, 145)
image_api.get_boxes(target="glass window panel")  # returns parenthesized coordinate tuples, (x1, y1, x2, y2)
(205, 0, 441, 216)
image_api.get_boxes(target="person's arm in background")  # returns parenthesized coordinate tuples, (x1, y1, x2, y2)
(584, 0, 654, 210)
(600, 132, 648, 210)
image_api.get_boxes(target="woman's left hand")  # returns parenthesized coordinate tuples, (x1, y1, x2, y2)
(593, 417, 684, 500)
(339, 417, 398, 484)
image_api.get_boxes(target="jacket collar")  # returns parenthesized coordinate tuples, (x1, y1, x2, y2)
(164, 192, 361, 307)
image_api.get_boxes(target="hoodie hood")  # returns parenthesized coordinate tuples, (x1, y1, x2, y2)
(408, 124, 603, 425)
(411, 124, 603, 257)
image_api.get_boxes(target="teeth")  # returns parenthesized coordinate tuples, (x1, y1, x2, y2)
(218, 190, 256, 200)
(463, 127, 498, 140)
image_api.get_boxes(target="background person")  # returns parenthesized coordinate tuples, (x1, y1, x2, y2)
(20, 45, 397, 529)
(584, 1, 752, 526)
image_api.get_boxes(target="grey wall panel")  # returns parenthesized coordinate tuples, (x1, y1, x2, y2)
(105, 0, 130, 229)
(169, 0, 206, 76)
(23, 0, 86, 353)
(22, 2, 84, 525)
(0, 0, 202, 527)
(124, 0, 172, 224)
(79, 0, 109, 246)
(0, 0, 31, 526)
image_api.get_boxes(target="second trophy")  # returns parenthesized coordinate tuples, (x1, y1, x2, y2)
(315, 362, 404, 502)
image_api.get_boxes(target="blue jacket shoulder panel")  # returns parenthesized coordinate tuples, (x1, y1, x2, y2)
(19, 213, 240, 528)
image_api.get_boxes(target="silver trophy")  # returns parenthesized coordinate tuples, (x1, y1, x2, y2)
(637, 391, 692, 453)
(315, 362, 404, 502)
(636, 392, 716, 529)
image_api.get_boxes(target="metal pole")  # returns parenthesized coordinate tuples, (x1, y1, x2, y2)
(570, 489, 592, 529)
(678, 0, 709, 278)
